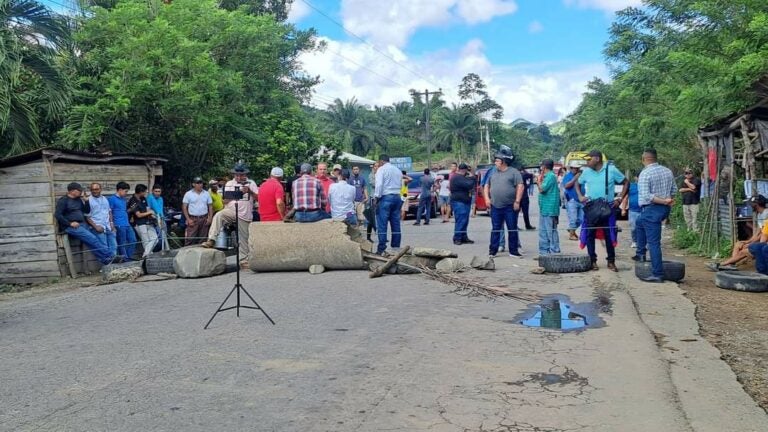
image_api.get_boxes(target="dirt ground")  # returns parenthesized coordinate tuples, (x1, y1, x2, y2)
(669, 244, 768, 412)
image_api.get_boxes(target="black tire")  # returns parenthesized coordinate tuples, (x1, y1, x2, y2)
(634, 260, 685, 282)
(538, 254, 592, 273)
(144, 250, 178, 275)
(715, 271, 768, 292)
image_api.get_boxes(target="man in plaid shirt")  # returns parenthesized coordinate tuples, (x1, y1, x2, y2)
(634, 148, 677, 282)
(292, 163, 330, 223)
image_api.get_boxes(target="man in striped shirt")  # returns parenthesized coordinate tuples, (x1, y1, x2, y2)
(634, 148, 677, 282)
(292, 163, 330, 223)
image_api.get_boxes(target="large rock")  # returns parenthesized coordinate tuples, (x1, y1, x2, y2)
(470, 255, 496, 270)
(173, 247, 226, 278)
(249, 220, 365, 272)
(412, 247, 458, 258)
(435, 258, 467, 273)
(101, 261, 144, 283)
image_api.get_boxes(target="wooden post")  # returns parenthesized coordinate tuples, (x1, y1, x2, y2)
(369, 246, 411, 278)
(58, 234, 78, 278)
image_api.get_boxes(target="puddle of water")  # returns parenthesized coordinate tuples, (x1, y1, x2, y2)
(512, 295, 605, 331)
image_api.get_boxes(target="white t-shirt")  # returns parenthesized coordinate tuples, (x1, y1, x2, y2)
(328, 182, 356, 219)
(758, 208, 768, 228)
(438, 177, 450, 197)
(183, 189, 212, 216)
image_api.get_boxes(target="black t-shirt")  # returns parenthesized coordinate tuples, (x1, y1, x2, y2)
(681, 177, 702, 205)
(450, 174, 475, 204)
(128, 195, 152, 226)
(521, 172, 534, 201)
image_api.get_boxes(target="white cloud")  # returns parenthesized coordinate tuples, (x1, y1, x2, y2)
(300, 38, 607, 123)
(340, 0, 518, 48)
(528, 20, 544, 34)
(288, 1, 312, 22)
(563, 0, 643, 12)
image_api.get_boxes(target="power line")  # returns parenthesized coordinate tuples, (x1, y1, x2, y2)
(323, 48, 407, 88)
(298, 0, 441, 89)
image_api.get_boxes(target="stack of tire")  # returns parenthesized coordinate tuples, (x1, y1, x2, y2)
(144, 250, 179, 275)
(634, 260, 685, 282)
(538, 254, 592, 273)
(715, 271, 768, 293)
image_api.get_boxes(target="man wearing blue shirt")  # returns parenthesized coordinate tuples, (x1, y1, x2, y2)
(561, 161, 583, 241)
(575, 150, 628, 272)
(108, 181, 137, 261)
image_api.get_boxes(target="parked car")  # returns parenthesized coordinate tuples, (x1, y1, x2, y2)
(404, 171, 438, 219)
(475, 167, 490, 215)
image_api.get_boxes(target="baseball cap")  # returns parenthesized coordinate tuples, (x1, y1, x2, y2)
(332, 164, 342, 171)
(270, 167, 284, 177)
(192, 177, 203, 183)
(587, 150, 602, 159)
(67, 182, 83, 192)
(750, 195, 767, 206)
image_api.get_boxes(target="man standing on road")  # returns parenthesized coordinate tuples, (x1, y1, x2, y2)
(520, 170, 535, 230)
(316, 162, 333, 213)
(86, 182, 117, 257)
(109, 181, 136, 261)
(484, 152, 525, 258)
(450, 163, 475, 245)
(348, 166, 368, 226)
(258, 167, 286, 222)
(374, 154, 404, 255)
(536, 159, 561, 257)
(128, 184, 158, 258)
(329, 169, 358, 225)
(414, 168, 434, 226)
(182, 177, 213, 246)
(680, 168, 701, 231)
(634, 148, 677, 282)
(562, 161, 583, 241)
(56, 182, 121, 265)
(575, 150, 628, 272)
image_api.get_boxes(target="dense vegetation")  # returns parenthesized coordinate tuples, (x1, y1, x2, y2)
(563, 0, 768, 174)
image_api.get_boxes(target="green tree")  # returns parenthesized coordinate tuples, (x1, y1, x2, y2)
(0, 0, 71, 156)
(433, 105, 478, 161)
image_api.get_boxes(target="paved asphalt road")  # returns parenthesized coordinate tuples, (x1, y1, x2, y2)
(1, 196, 767, 431)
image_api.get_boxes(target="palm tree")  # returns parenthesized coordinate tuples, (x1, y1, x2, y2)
(1, 0, 71, 155)
(325, 97, 386, 156)
(432, 105, 478, 162)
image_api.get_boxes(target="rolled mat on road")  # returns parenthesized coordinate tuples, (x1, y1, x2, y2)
(248, 220, 366, 272)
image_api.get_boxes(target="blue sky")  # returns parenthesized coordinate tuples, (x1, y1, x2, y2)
(42, 0, 642, 122)
(290, 0, 643, 122)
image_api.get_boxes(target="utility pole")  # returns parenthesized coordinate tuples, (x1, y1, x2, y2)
(413, 89, 442, 170)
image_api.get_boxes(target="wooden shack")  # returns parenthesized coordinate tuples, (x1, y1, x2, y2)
(697, 85, 768, 251)
(0, 149, 166, 284)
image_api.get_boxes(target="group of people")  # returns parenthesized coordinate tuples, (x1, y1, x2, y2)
(55, 181, 168, 265)
(56, 148, 695, 283)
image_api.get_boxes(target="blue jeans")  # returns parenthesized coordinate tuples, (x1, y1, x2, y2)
(66, 225, 114, 264)
(538, 215, 561, 255)
(451, 201, 470, 242)
(629, 210, 640, 244)
(416, 197, 431, 224)
(636, 204, 671, 278)
(115, 225, 137, 260)
(295, 210, 331, 223)
(566, 200, 583, 230)
(749, 243, 768, 275)
(91, 227, 117, 257)
(490, 205, 520, 255)
(376, 194, 402, 253)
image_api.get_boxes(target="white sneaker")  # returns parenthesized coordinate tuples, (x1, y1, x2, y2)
(630, 242, 637, 249)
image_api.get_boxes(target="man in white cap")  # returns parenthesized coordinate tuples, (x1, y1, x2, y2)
(258, 167, 286, 222)
(561, 160, 583, 240)
(202, 162, 258, 266)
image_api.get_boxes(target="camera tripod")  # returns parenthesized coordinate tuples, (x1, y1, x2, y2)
(204, 192, 275, 329)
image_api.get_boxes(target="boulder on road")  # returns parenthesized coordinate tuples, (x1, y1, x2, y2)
(173, 247, 226, 278)
(412, 247, 458, 258)
(435, 258, 467, 273)
(470, 256, 495, 270)
(309, 264, 326, 274)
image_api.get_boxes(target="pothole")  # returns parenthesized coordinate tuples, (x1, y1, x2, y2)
(511, 294, 606, 331)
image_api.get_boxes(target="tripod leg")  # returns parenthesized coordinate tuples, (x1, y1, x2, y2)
(240, 286, 276, 325)
(204, 285, 237, 329)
